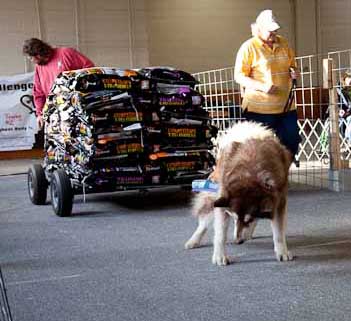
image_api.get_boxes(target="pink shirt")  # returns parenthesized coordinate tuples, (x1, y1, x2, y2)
(33, 47, 94, 116)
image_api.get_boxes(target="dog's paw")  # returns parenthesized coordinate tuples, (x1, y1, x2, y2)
(212, 252, 229, 266)
(241, 228, 254, 241)
(234, 237, 245, 245)
(184, 239, 200, 250)
(275, 251, 293, 262)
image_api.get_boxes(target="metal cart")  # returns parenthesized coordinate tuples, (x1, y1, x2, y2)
(27, 67, 217, 216)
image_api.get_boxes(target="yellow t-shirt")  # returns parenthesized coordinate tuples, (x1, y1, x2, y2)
(234, 35, 296, 114)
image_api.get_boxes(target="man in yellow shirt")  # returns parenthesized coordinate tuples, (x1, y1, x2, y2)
(234, 9, 300, 159)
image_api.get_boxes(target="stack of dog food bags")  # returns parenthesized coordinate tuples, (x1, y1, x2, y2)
(43, 66, 217, 191)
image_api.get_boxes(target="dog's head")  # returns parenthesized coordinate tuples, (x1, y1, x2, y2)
(213, 137, 290, 218)
(214, 169, 278, 218)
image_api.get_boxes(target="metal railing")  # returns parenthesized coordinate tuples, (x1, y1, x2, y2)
(193, 49, 351, 190)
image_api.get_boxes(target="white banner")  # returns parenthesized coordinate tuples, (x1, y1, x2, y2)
(0, 72, 38, 151)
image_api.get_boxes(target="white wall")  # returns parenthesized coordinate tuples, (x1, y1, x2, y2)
(0, 0, 149, 75)
(1, 0, 351, 76)
(0, 1, 39, 75)
(318, 0, 351, 53)
(295, 0, 318, 57)
(145, 0, 296, 73)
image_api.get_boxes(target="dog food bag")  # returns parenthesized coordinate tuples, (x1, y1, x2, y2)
(54, 68, 145, 93)
(138, 67, 198, 89)
(43, 66, 217, 191)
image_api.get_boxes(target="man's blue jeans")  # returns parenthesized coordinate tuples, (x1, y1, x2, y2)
(243, 110, 301, 156)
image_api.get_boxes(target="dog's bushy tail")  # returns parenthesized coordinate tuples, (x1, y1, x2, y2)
(191, 192, 216, 217)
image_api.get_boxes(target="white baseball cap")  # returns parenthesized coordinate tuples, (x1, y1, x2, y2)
(256, 9, 280, 32)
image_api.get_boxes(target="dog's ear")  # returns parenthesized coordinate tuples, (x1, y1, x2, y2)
(214, 196, 229, 207)
(257, 170, 276, 191)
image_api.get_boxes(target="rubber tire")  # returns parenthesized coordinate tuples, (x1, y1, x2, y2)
(28, 164, 48, 205)
(50, 169, 74, 217)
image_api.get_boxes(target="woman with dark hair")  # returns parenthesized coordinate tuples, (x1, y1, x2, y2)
(23, 38, 94, 128)
(23, 38, 53, 63)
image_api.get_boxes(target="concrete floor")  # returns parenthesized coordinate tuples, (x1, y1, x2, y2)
(1, 173, 351, 321)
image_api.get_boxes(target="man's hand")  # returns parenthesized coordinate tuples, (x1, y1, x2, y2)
(290, 68, 299, 80)
(235, 75, 278, 94)
(37, 115, 44, 129)
(260, 83, 278, 94)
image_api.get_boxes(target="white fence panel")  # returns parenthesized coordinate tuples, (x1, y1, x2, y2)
(193, 49, 351, 190)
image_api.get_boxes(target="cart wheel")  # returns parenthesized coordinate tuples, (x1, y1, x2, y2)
(28, 164, 48, 205)
(50, 169, 74, 217)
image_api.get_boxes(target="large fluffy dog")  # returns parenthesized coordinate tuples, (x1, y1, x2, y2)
(185, 121, 293, 266)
